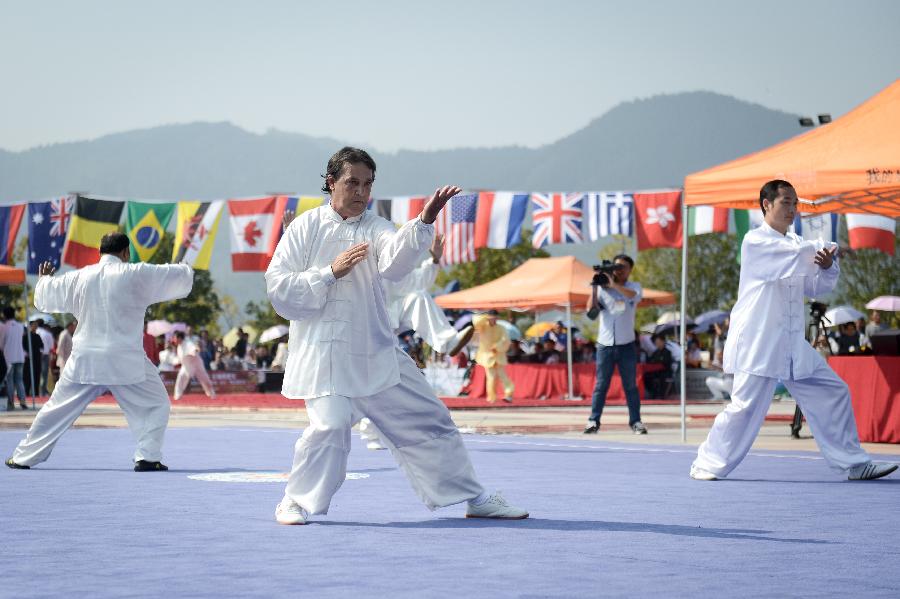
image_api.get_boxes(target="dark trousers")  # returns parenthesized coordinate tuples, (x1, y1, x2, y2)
(589, 343, 641, 426)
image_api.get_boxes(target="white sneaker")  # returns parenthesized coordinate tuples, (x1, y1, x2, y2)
(275, 497, 309, 525)
(466, 492, 529, 519)
(848, 462, 898, 481)
(367, 440, 387, 451)
(690, 465, 719, 481)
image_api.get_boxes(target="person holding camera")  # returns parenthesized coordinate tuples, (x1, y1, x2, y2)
(584, 254, 647, 435)
(690, 180, 896, 482)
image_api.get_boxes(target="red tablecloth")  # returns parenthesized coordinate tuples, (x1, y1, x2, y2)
(831, 356, 900, 444)
(463, 362, 661, 402)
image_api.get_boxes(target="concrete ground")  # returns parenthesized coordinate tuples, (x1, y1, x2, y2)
(3, 398, 898, 456)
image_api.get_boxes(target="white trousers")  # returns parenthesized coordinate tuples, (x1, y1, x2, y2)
(705, 375, 734, 400)
(13, 359, 171, 467)
(285, 348, 484, 515)
(693, 360, 870, 478)
(397, 291, 458, 353)
(174, 355, 215, 400)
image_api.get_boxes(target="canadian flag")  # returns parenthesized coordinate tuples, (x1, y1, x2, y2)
(846, 213, 896, 255)
(228, 197, 277, 271)
(633, 191, 683, 250)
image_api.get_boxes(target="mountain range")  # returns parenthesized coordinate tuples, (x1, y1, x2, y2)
(0, 91, 802, 318)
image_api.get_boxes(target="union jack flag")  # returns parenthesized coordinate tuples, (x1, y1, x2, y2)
(531, 192, 584, 248)
(434, 192, 478, 265)
(50, 195, 72, 237)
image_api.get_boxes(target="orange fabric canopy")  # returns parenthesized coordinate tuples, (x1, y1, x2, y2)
(434, 256, 676, 311)
(684, 79, 900, 217)
(0, 265, 26, 285)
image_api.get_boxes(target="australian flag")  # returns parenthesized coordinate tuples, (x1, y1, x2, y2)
(28, 195, 73, 274)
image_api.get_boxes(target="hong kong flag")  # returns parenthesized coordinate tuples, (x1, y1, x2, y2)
(633, 191, 683, 250)
(228, 197, 277, 271)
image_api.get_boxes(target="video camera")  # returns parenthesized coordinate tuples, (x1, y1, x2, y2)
(590, 260, 624, 287)
(809, 301, 828, 320)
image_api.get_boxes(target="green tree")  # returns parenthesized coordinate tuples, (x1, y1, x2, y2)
(630, 233, 741, 326)
(245, 299, 288, 331)
(144, 232, 223, 332)
(831, 223, 899, 319)
(435, 229, 549, 291)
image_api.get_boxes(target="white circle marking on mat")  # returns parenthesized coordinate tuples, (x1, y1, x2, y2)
(188, 471, 369, 483)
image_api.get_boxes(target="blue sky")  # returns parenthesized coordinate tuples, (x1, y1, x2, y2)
(1, 0, 898, 153)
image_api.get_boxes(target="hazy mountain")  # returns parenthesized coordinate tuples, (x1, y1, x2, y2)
(0, 92, 801, 319)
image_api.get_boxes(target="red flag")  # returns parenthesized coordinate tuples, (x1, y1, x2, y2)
(633, 191, 683, 250)
(846, 213, 895, 255)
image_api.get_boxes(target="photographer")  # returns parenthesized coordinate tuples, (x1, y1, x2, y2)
(583, 254, 647, 435)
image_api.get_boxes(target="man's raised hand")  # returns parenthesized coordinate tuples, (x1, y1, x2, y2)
(420, 186, 462, 224)
(814, 246, 837, 270)
(38, 261, 56, 277)
(331, 243, 369, 279)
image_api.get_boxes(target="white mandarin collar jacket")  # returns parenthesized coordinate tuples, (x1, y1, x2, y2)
(723, 221, 839, 380)
(34, 254, 194, 384)
(265, 204, 434, 399)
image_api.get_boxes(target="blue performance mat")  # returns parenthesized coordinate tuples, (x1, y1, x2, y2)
(2, 427, 899, 598)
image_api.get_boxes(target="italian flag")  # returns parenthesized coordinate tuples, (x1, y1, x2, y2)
(687, 206, 752, 237)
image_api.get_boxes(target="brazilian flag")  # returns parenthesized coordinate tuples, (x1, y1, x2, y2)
(126, 201, 176, 262)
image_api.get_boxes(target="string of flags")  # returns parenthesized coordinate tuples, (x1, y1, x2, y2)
(0, 188, 894, 275)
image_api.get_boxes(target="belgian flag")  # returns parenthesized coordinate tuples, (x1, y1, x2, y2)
(62, 196, 125, 267)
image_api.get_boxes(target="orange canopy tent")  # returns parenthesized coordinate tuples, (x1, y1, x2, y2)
(435, 256, 676, 400)
(684, 79, 900, 217)
(434, 256, 676, 311)
(0, 265, 26, 285)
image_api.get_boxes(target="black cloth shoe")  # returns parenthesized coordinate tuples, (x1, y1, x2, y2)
(19, 403, 29, 410)
(5, 458, 29, 469)
(134, 460, 168, 472)
(583, 421, 600, 434)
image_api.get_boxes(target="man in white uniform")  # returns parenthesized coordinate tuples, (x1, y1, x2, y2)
(5, 233, 193, 471)
(56, 319, 76, 370)
(266, 147, 528, 524)
(691, 180, 897, 481)
(387, 233, 473, 356)
(172, 330, 216, 400)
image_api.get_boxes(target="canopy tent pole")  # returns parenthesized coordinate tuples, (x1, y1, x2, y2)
(679, 193, 688, 442)
(565, 302, 575, 400)
(23, 280, 37, 410)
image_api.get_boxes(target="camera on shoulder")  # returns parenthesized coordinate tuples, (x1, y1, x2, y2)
(590, 260, 623, 287)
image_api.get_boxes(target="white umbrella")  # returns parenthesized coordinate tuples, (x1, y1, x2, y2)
(146, 319, 174, 337)
(496, 320, 521, 341)
(259, 324, 289, 343)
(823, 305, 864, 327)
(656, 310, 693, 325)
(866, 296, 900, 311)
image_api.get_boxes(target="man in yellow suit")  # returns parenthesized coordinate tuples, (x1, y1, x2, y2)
(473, 310, 514, 404)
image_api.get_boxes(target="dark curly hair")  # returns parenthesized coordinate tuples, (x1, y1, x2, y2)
(320, 147, 377, 195)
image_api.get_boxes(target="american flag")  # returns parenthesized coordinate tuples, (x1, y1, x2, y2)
(531, 192, 584, 248)
(582, 192, 633, 241)
(435, 192, 478, 265)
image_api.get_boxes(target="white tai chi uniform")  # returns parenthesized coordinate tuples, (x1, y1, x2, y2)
(266, 204, 484, 515)
(693, 222, 870, 478)
(387, 257, 459, 353)
(12, 255, 193, 467)
(174, 336, 215, 400)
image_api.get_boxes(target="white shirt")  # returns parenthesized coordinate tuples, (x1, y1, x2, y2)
(37, 326, 55, 356)
(158, 348, 179, 372)
(387, 256, 437, 330)
(595, 281, 643, 347)
(266, 204, 434, 399)
(56, 328, 74, 368)
(176, 336, 200, 361)
(723, 221, 839, 380)
(34, 254, 194, 384)
(0, 320, 26, 364)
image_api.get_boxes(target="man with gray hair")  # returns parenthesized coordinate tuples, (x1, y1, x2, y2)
(6, 232, 193, 471)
